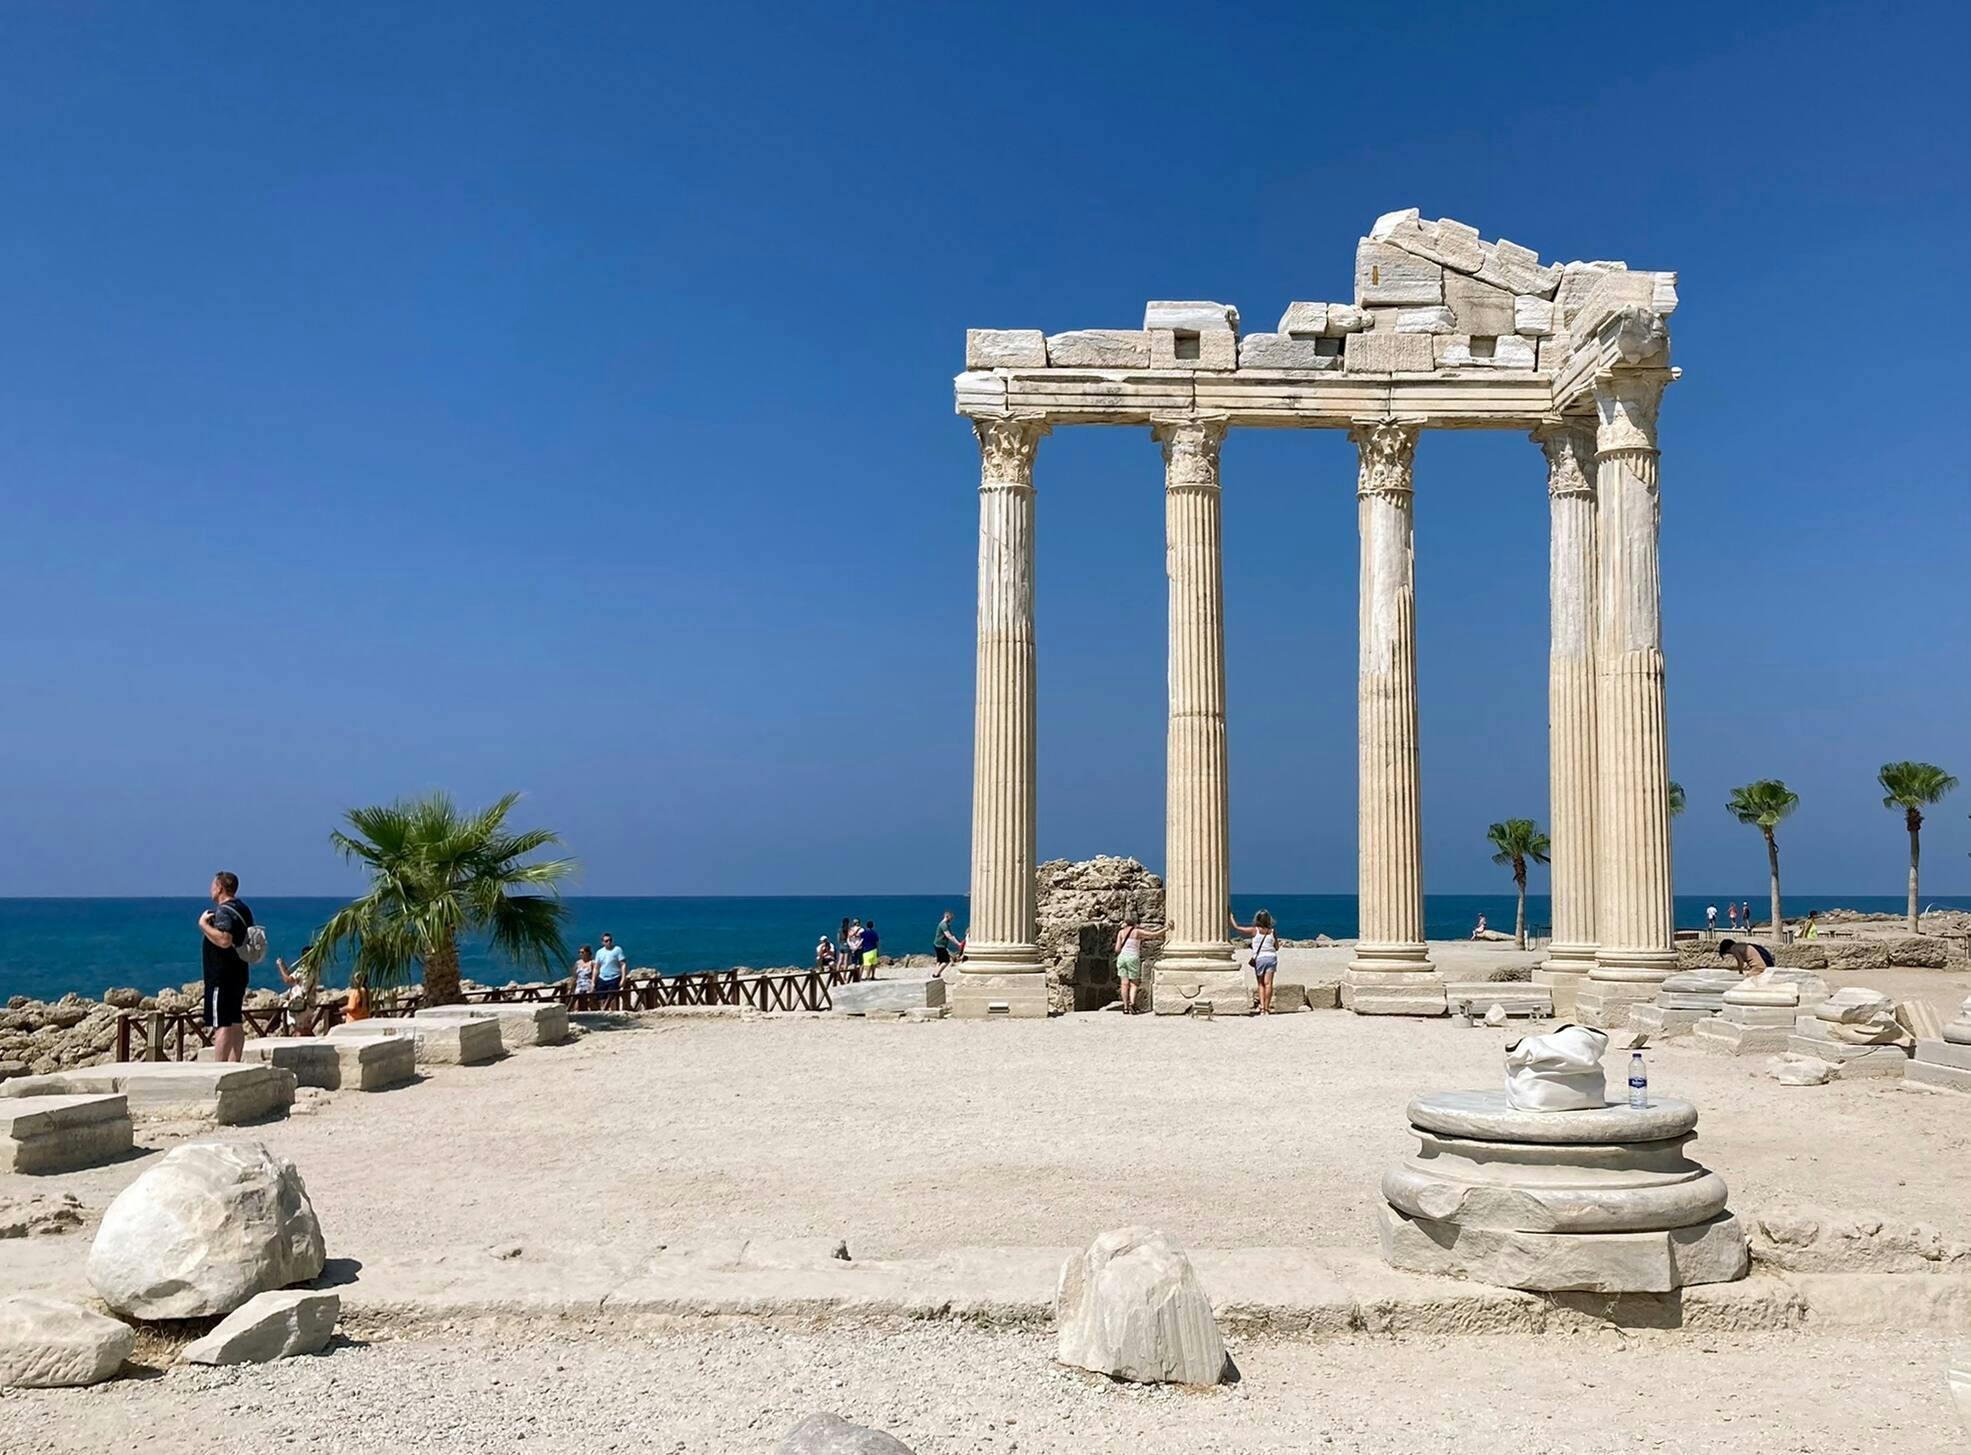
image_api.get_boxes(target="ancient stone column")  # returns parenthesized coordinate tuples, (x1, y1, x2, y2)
(1151, 416, 1246, 1015)
(1577, 368, 1678, 1028)
(1535, 421, 1601, 1018)
(954, 415, 1050, 1019)
(1344, 419, 1443, 1015)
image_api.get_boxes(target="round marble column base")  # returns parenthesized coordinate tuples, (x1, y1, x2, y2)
(1377, 1204, 1748, 1293)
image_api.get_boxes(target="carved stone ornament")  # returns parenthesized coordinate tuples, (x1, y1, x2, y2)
(1610, 307, 1670, 365)
(1533, 421, 1597, 499)
(1153, 417, 1228, 488)
(1349, 419, 1420, 500)
(1593, 370, 1670, 454)
(974, 416, 1049, 485)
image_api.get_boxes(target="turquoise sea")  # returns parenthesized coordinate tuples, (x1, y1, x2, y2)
(4, 894, 1964, 1006)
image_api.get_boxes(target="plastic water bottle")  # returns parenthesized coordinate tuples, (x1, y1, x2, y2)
(1628, 1050, 1648, 1110)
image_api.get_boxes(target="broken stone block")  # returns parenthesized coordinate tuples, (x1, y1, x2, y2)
(776, 1412, 917, 1455)
(0, 1295, 134, 1388)
(1144, 302, 1238, 370)
(1355, 240, 1443, 305)
(1343, 330, 1434, 373)
(1818, 987, 1896, 1025)
(1277, 301, 1327, 335)
(1045, 329, 1151, 368)
(1554, 261, 1625, 317)
(1445, 272, 1518, 337)
(1563, 270, 1660, 338)
(1369, 206, 1420, 240)
(1237, 333, 1337, 369)
(1476, 237, 1561, 298)
(964, 329, 1046, 370)
(1513, 296, 1555, 336)
(181, 1289, 339, 1365)
(1492, 335, 1537, 368)
(1055, 1227, 1228, 1385)
(1395, 306, 1455, 334)
(1536, 332, 1573, 371)
(1381, 215, 1486, 273)
(1, 1093, 131, 1174)
(1327, 305, 1371, 333)
(1142, 300, 1239, 334)
(1767, 1054, 1834, 1086)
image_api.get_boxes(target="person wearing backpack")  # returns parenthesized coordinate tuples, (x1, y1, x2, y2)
(198, 870, 260, 1061)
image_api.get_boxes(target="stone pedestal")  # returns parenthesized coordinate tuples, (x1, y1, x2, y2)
(1692, 1003, 1798, 1056)
(1786, 1017, 1909, 1079)
(1631, 969, 1740, 1039)
(1376, 1090, 1746, 1293)
(1908, 1039, 1971, 1094)
(1345, 420, 1442, 1016)
(956, 416, 1049, 1018)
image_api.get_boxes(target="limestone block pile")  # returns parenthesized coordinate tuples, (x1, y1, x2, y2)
(1631, 969, 1741, 1038)
(1692, 970, 1829, 1057)
(1909, 996, 1971, 1094)
(1378, 1069, 1747, 1293)
(1785, 987, 1911, 1080)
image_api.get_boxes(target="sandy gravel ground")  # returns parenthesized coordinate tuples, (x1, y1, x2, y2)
(1, 1326, 1961, 1454)
(5, 968, 1969, 1271)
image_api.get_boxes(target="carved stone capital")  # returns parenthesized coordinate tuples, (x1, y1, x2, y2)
(1349, 418, 1420, 501)
(1593, 369, 1672, 455)
(1607, 307, 1670, 365)
(1533, 419, 1598, 499)
(1152, 416, 1228, 489)
(973, 416, 1049, 486)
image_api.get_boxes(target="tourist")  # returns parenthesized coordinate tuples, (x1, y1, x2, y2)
(1740, 901, 1752, 934)
(594, 932, 626, 1000)
(815, 935, 834, 969)
(1471, 912, 1488, 939)
(1706, 903, 1718, 935)
(276, 947, 323, 1035)
(932, 911, 964, 973)
(860, 920, 881, 973)
(1114, 916, 1164, 1014)
(572, 945, 599, 1006)
(843, 919, 863, 970)
(1716, 938, 1776, 975)
(197, 871, 255, 1062)
(1802, 912, 1818, 940)
(837, 918, 854, 970)
(1230, 909, 1281, 1014)
(1727, 902, 1739, 933)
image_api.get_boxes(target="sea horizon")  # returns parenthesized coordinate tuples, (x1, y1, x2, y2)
(4, 891, 1966, 1007)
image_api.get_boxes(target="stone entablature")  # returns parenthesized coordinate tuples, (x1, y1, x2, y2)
(949, 211, 1683, 1020)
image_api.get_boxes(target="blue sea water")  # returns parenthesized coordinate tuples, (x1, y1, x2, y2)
(4, 893, 1964, 1006)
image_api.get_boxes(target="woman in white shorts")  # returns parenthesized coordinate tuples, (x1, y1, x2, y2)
(1229, 909, 1281, 1014)
(1113, 915, 1164, 1015)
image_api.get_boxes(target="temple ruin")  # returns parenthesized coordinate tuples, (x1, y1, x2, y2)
(951, 209, 1681, 1023)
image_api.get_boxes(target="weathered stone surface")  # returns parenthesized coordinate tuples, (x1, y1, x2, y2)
(829, 978, 947, 1015)
(1381, 215, 1486, 273)
(181, 1289, 339, 1365)
(0, 1191, 87, 1238)
(1916, 1039, 1971, 1071)
(330, 1016, 503, 1065)
(1326, 304, 1371, 333)
(1884, 936, 1951, 969)
(1745, 1207, 1971, 1274)
(1368, 206, 1419, 240)
(87, 1140, 325, 1319)
(1766, 1054, 1834, 1086)
(0, 1062, 293, 1124)
(1553, 260, 1626, 317)
(1895, 1000, 1944, 1041)
(1150, 326, 1236, 370)
(964, 329, 1046, 370)
(1277, 301, 1327, 335)
(1236, 332, 1338, 369)
(1434, 334, 1535, 368)
(1409, 1091, 1695, 1144)
(1444, 272, 1517, 337)
(1044, 329, 1151, 368)
(1491, 335, 1536, 368)
(0, 1295, 134, 1388)
(1354, 240, 1442, 305)
(227, 1036, 415, 1091)
(1343, 330, 1435, 373)
(1475, 238, 1561, 298)
(1036, 856, 1165, 1013)
(1394, 306, 1455, 334)
(1513, 295, 1555, 336)
(1817, 987, 1895, 1024)
(1143, 301, 1237, 334)
(1, 1093, 132, 1174)
(1378, 1205, 1747, 1293)
(776, 1412, 917, 1455)
(415, 1002, 569, 1047)
(1907, 1059, 1971, 1093)
(1056, 1227, 1227, 1385)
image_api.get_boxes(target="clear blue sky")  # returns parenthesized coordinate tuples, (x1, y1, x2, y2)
(1, 2, 1965, 900)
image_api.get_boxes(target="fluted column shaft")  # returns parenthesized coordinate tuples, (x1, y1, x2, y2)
(958, 416, 1048, 1014)
(1155, 417, 1235, 979)
(1345, 419, 1440, 1013)
(1586, 369, 1677, 999)
(1538, 421, 1601, 1002)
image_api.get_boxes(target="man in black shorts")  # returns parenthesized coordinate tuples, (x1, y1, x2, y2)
(198, 871, 255, 1061)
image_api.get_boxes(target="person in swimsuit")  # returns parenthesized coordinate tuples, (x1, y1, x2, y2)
(1716, 938, 1775, 975)
(1113, 915, 1165, 1014)
(1230, 909, 1281, 1013)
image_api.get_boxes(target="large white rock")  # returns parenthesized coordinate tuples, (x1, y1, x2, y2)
(1767, 1054, 1835, 1086)
(181, 1289, 339, 1365)
(0, 1295, 134, 1388)
(775, 1412, 917, 1454)
(87, 1140, 325, 1319)
(1055, 1227, 1227, 1385)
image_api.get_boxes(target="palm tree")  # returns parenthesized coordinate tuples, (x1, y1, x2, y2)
(1667, 781, 1686, 818)
(309, 792, 575, 1006)
(1486, 818, 1551, 951)
(1877, 762, 1959, 932)
(1725, 780, 1799, 943)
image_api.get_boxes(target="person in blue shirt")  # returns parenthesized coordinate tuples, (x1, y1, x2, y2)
(594, 933, 628, 996)
(859, 921, 880, 972)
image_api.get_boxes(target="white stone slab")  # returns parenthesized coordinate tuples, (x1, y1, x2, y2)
(330, 1016, 504, 1064)
(1342, 330, 1435, 374)
(1355, 240, 1443, 305)
(1, 1063, 293, 1124)
(0, 1295, 134, 1388)
(228, 1036, 415, 1091)
(1142, 301, 1237, 333)
(1444, 272, 1517, 337)
(1475, 238, 1561, 298)
(1691, 1019, 1791, 1056)
(1044, 329, 1151, 368)
(830, 977, 948, 1016)
(0, 1094, 133, 1175)
(1513, 296, 1554, 336)
(1915, 1039, 1971, 1071)
(1406, 1090, 1696, 1145)
(182, 1289, 338, 1365)
(1236, 333, 1337, 369)
(965, 328, 1046, 369)
(1380, 215, 1486, 273)
(415, 1002, 569, 1047)
(1368, 207, 1419, 240)
(1277, 301, 1327, 335)
(1905, 1059, 1971, 1094)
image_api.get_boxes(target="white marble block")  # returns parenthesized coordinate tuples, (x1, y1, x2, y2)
(1476, 237, 1560, 298)
(0, 1093, 132, 1174)
(1343, 330, 1435, 373)
(224, 1035, 415, 1091)
(1045, 329, 1151, 368)
(964, 329, 1046, 369)
(1445, 272, 1517, 337)
(0, 1062, 293, 1125)
(1395, 306, 1455, 334)
(1513, 295, 1555, 336)
(1355, 240, 1443, 305)
(1379, 214, 1486, 273)
(1144, 301, 1238, 370)
(1236, 332, 1337, 369)
(416, 1001, 569, 1047)
(0, 1295, 134, 1388)
(331, 1015, 504, 1064)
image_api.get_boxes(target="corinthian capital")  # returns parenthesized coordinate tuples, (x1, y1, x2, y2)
(1593, 369, 1672, 455)
(973, 416, 1049, 486)
(1532, 419, 1597, 499)
(1349, 418, 1420, 501)
(1152, 416, 1228, 489)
